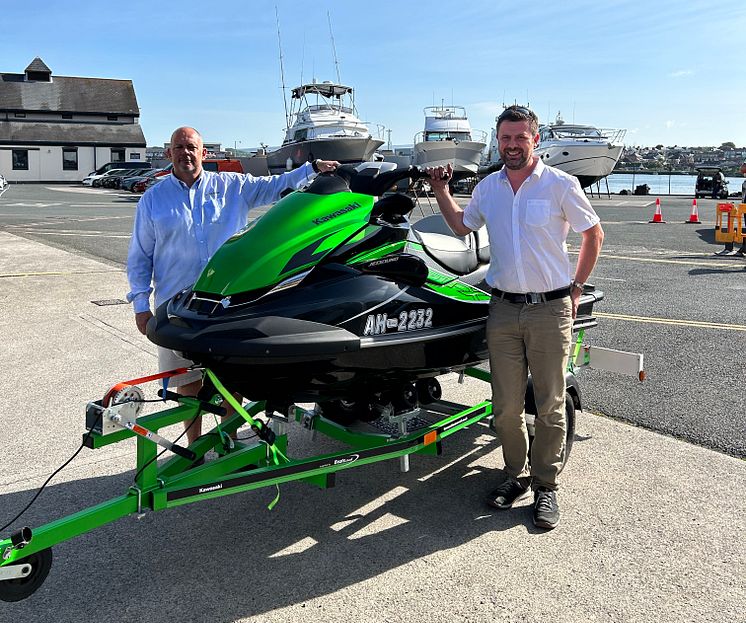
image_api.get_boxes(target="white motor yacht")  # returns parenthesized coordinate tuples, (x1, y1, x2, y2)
(535, 113, 626, 187)
(412, 106, 486, 179)
(266, 81, 383, 174)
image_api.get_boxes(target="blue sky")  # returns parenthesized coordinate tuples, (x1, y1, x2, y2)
(3, 0, 745, 150)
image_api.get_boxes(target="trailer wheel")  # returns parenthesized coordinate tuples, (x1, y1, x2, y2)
(0, 548, 53, 602)
(527, 393, 576, 468)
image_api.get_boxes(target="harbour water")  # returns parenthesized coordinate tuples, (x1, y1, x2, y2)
(601, 173, 745, 196)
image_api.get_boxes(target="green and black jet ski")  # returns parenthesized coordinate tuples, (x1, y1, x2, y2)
(148, 163, 603, 413)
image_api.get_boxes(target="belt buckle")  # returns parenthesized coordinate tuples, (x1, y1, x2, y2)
(526, 292, 541, 305)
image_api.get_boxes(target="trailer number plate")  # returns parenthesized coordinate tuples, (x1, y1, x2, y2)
(363, 308, 433, 336)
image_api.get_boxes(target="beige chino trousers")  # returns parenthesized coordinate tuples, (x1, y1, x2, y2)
(486, 295, 573, 490)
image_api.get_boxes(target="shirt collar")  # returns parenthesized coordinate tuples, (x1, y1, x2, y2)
(170, 170, 205, 190)
(497, 156, 545, 183)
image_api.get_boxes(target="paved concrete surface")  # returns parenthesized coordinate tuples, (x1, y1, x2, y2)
(0, 231, 744, 622)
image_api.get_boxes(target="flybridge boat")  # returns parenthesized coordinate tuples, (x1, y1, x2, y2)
(535, 113, 626, 188)
(266, 81, 384, 174)
(148, 162, 603, 412)
(412, 106, 486, 180)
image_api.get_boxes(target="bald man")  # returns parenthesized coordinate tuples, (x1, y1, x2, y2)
(127, 127, 338, 444)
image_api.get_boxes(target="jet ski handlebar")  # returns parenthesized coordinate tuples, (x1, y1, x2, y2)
(330, 164, 435, 197)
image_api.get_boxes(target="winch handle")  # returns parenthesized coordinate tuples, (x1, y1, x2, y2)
(157, 389, 227, 416)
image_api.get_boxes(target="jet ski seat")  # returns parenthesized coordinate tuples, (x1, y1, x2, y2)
(411, 214, 490, 275)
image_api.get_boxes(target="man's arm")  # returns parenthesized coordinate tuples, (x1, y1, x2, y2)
(570, 222, 604, 317)
(126, 195, 156, 334)
(241, 160, 340, 206)
(427, 164, 473, 237)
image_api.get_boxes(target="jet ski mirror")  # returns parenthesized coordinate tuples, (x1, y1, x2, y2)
(358, 253, 428, 287)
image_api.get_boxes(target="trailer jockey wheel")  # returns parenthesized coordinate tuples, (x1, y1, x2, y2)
(0, 548, 53, 602)
(527, 393, 576, 469)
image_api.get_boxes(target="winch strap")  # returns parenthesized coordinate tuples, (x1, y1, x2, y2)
(204, 369, 288, 509)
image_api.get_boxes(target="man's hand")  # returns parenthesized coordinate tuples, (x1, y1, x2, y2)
(426, 163, 453, 194)
(135, 310, 153, 335)
(570, 288, 581, 319)
(315, 159, 340, 173)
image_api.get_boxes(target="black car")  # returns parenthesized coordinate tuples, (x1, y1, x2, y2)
(694, 167, 729, 199)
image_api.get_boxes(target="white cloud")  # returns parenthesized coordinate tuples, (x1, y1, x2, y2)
(666, 120, 676, 128)
(669, 69, 694, 78)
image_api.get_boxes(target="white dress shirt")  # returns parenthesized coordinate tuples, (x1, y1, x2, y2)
(462, 159, 600, 293)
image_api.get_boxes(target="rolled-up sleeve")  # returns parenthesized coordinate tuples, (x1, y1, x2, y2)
(126, 194, 156, 313)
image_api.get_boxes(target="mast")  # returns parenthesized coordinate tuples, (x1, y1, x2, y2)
(327, 11, 342, 85)
(275, 5, 290, 129)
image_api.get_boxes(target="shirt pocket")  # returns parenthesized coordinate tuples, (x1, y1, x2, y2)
(525, 199, 550, 227)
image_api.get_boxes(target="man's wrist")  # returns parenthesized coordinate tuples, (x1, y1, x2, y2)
(311, 159, 320, 173)
(570, 279, 585, 293)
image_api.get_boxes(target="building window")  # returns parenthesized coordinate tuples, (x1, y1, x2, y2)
(62, 113, 73, 120)
(62, 148, 78, 171)
(111, 148, 125, 162)
(12, 150, 29, 170)
(107, 115, 118, 121)
(14, 112, 26, 118)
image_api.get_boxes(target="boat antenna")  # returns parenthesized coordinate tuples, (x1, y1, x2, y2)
(327, 11, 342, 84)
(275, 5, 290, 129)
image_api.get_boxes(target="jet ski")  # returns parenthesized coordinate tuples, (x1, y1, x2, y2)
(148, 162, 603, 414)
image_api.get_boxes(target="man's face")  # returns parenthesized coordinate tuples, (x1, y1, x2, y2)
(497, 119, 538, 171)
(166, 128, 206, 178)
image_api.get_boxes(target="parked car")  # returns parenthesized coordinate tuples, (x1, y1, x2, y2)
(124, 165, 172, 192)
(88, 161, 153, 176)
(694, 167, 729, 199)
(101, 168, 151, 189)
(91, 169, 131, 188)
(141, 175, 168, 192)
(83, 169, 128, 187)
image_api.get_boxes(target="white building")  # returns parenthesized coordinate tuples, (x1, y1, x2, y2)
(0, 57, 146, 182)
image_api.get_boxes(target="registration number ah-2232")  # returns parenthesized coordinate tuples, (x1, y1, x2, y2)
(362, 308, 433, 336)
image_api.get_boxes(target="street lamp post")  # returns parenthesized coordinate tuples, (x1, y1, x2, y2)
(234, 140, 241, 154)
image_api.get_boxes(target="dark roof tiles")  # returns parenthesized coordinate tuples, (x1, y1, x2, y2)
(0, 75, 140, 115)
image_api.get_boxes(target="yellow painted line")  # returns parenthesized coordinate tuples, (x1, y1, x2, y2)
(569, 250, 741, 268)
(0, 269, 120, 278)
(595, 312, 746, 332)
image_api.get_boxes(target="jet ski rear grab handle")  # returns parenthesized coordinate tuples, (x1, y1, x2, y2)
(0, 327, 644, 601)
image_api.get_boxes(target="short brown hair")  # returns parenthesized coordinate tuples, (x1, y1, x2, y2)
(497, 105, 539, 135)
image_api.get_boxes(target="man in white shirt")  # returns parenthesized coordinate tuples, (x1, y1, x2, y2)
(127, 126, 338, 445)
(427, 106, 604, 529)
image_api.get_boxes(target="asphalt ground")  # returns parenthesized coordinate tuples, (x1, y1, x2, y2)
(0, 185, 744, 622)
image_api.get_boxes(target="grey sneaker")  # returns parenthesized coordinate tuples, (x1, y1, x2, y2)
(533, 487, 560, 529)
(486, 477, 530, 509)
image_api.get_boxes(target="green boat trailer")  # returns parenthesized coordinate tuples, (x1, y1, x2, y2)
(0, 325, 644, 602)
(0, 362, 499, 602)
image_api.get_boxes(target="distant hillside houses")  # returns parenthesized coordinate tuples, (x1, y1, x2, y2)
(618, 144, 746, 172)
(0, 57, 146, 182)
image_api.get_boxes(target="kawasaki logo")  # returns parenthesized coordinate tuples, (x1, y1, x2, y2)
(312, 202, 360, 225)
(198, 484, 223, 494)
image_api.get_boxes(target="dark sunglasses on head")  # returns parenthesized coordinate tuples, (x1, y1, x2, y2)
(498, 105, 537, 123)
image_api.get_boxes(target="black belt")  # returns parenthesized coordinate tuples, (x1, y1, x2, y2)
(491, 286, 571, 305)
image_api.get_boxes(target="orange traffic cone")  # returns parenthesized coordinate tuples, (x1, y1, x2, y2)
(649, 197, 666, 223)
(685, 198, 701, 224)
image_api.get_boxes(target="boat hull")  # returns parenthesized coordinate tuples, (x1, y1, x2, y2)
(412, 140, 486, 178)
(536, 143, 623, 188)
(267, 137, 384, 174)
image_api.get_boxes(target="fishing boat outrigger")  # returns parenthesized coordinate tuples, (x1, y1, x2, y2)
(0, 163, 644, 602)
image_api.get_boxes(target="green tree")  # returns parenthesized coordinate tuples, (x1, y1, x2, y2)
(720, 142, 735, 150)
